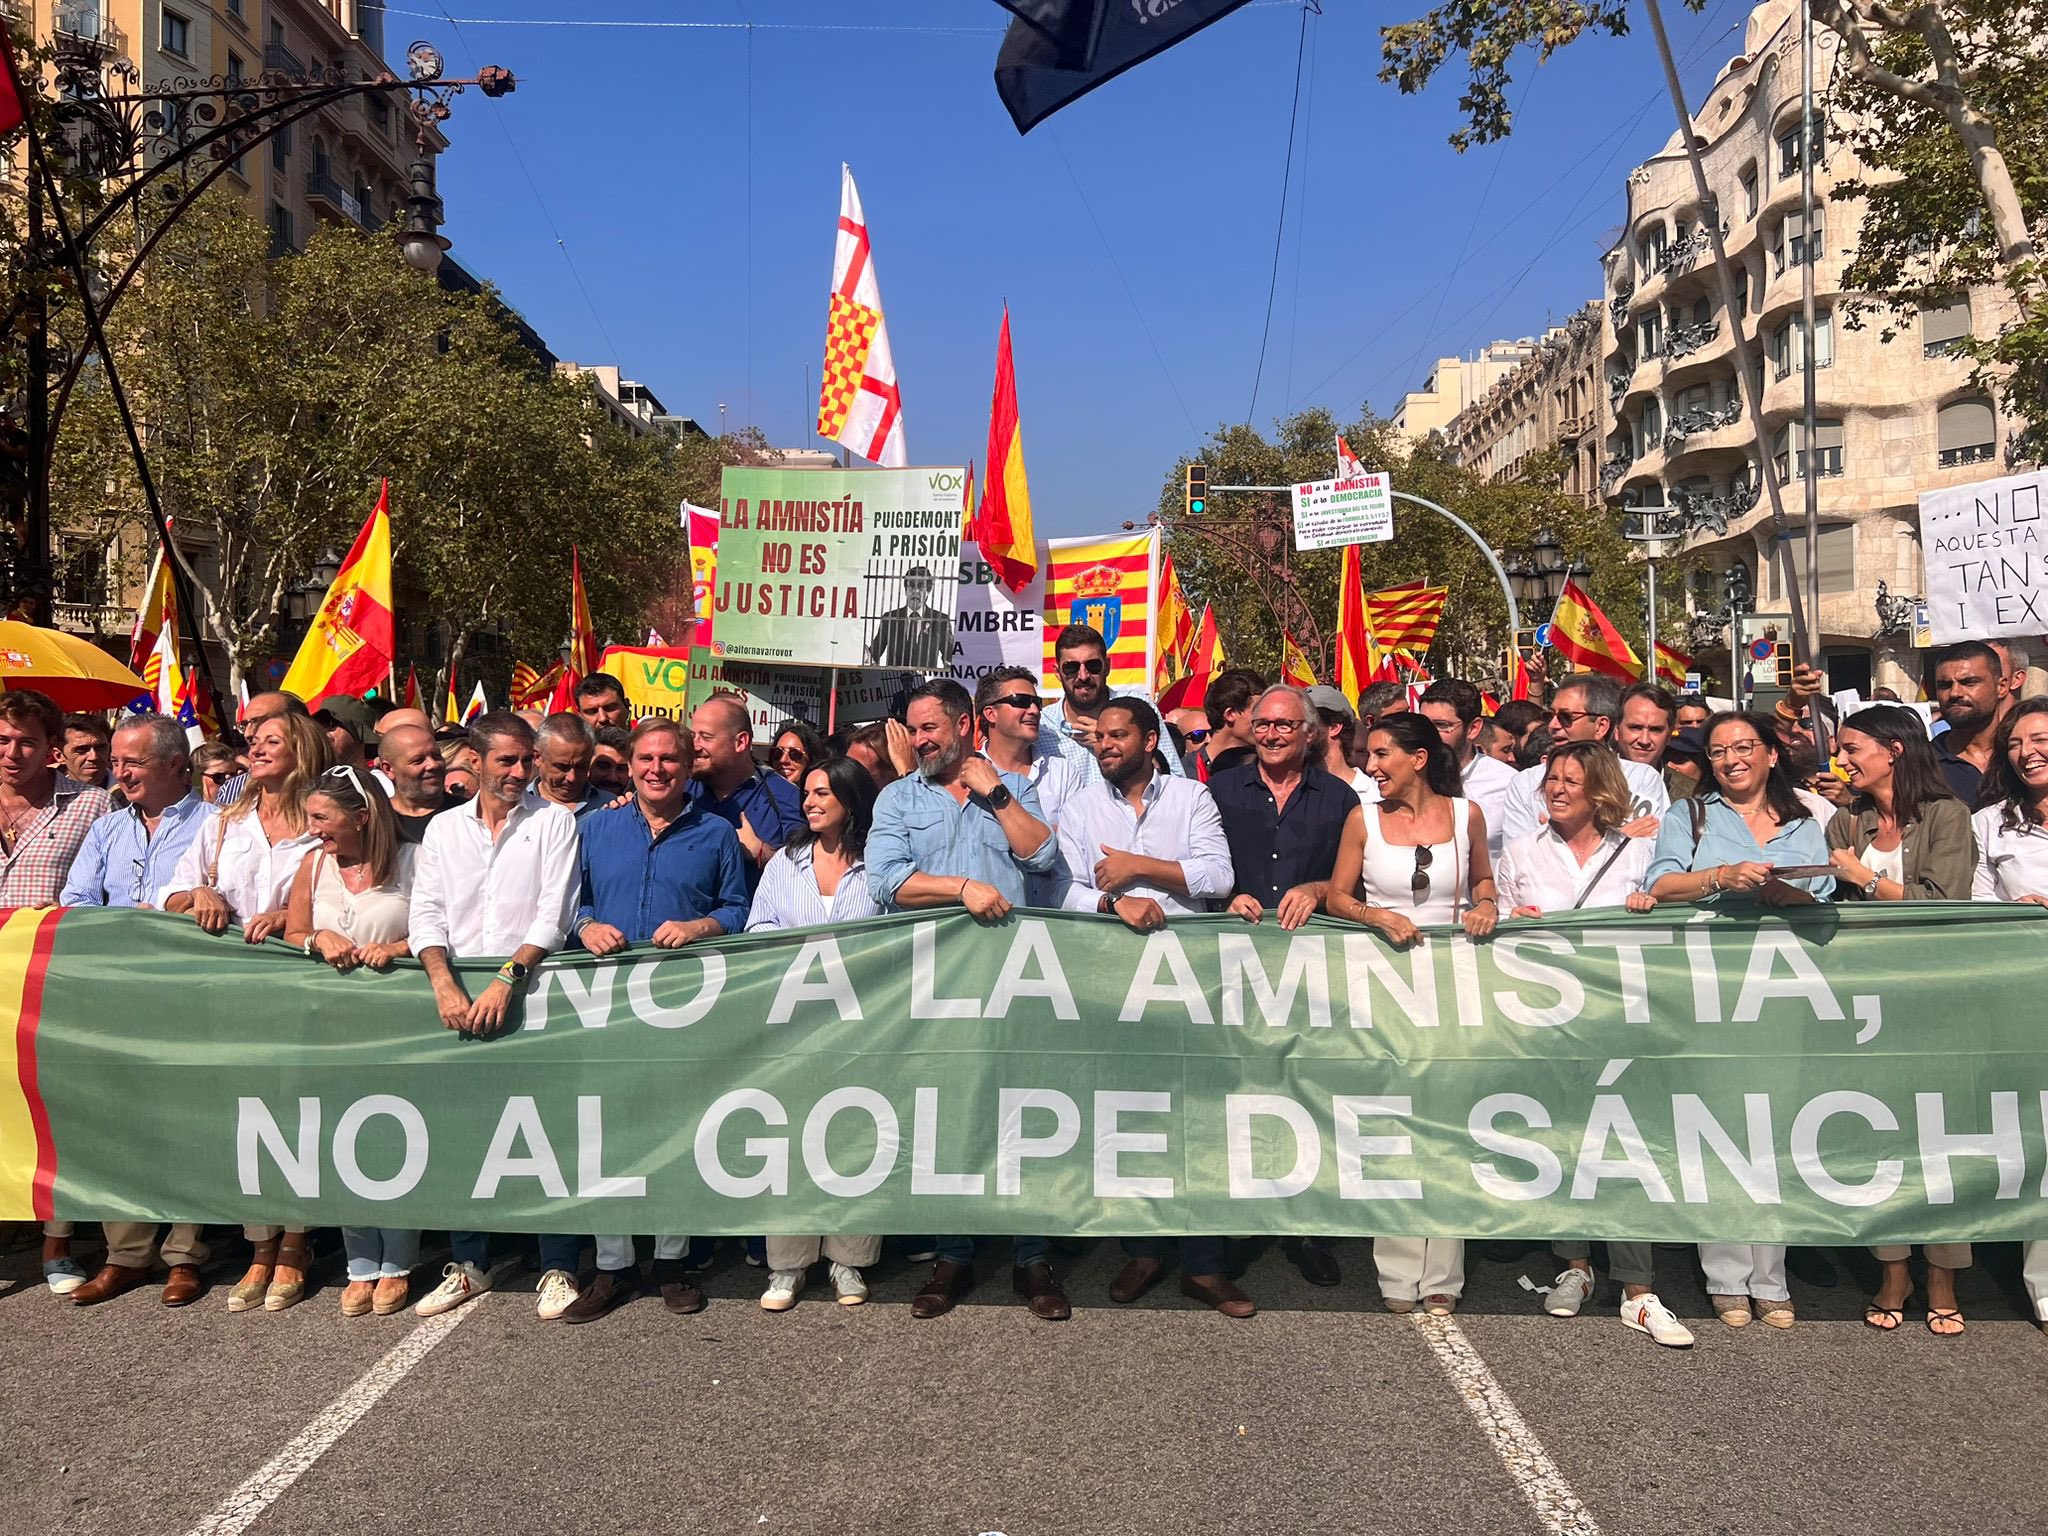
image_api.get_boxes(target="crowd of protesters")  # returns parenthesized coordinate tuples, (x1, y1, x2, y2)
(3, 627, 2044, 1344)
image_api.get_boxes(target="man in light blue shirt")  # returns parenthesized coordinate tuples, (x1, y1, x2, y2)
(1035, 621, 1186, 789)
(58, 713, 219, 1308)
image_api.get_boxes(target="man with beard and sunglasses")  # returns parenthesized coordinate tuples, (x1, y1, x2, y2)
(1038, 623, 1185, 787)
(866, 678, 1064, 1322)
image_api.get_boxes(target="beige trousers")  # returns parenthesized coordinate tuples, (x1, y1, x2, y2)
(1870, 1243, 1972, 1268)
(1374, 1237, 1466, 1301)
(764, 1234, 882, 1272)
(104, 1223, 209, 1269)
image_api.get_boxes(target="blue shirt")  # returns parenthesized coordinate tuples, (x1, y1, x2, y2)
(866, 764, 1057, 909)
(574, 799, 751, 946)
(688, 767, 804, 890)
(1037, 699, 1186, 789)
(1644, 793, 1836, 900)
(61, 793, 217, 908)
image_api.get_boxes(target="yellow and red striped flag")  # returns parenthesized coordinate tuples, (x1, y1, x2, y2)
(1550, 576, 1641, 681)
(510, 660, 566, 710)
(1157, 602, 1224, 713)
(1280, 631, 1317, 689)
(444, 669, 461, 726)
(1367, 582, 1449, 655)
(1653, 639, 1693, 690)
(816, 164, 907, 467)
(1151, 551, 1195, 695)
(973, 306, 1039, 594)
(1333, 542, 1384, 707)
(567, 546, 598, 679)
(280, 481, 395, 709)
(401, 664, 421, 711)
(961, 459, 976, 537)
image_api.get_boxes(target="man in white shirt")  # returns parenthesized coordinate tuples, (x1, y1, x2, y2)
(1418, 679, 1517, 855)
(977, 665, 1081, 903)
(1501, 675, 1668, 844)
(409, 712, 585, 1323)
(1059, 697, 1251, 1318)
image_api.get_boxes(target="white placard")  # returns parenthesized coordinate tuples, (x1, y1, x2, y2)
(1919, 469, 2047, 641)
(1291, 472, 1393, 551)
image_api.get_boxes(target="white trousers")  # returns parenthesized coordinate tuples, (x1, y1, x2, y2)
(1375, 1237, 1465, 1301)
(595, 1234, 689, 1271)
(2024, 1241, 2048, 1322)
(764, 1234, 882, 1272)
(1698, 1242, 1788, 1302)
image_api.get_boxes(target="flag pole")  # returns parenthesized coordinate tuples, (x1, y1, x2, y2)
(827, 668, 839, 735)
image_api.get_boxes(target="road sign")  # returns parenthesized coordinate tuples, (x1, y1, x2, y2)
(1533, 622, 1553, 649)
(1748, 637, 1774, 663)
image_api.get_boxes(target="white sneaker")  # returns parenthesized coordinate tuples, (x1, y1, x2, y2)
(1545, 1266, 1595, 1317)
(760, 1269, 805, 1311)
(43, 1259, 86, 1296)
(829, 1261, 868, 1306)
(1620, 1292, 1695, 1347)
(416, 1261, 492, 1317)
(535, 1268, 580, 1320)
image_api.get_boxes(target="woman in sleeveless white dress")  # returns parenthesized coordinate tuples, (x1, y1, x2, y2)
(1326, 713, 1500, 1316)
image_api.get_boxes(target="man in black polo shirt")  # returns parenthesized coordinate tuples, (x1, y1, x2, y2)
(1182, 668, 1265, 781)
(1930, 640, 2009, 802)
(374, 723, 451, 843)
(1206, 682, 1358, 1288)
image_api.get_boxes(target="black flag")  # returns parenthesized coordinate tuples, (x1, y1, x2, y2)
(992, 0, 1257, 134)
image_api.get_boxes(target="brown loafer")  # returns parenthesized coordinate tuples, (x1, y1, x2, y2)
(652, 1259, 705, 1315)
(71, 1263, 152, 1306)
(910, 1259, 972, 1319)
(1108, 1256, 1165, 1304)
(560, 1266, 637, 1324)
(160, 1264, 203, 1308)
(1181, 1273, 1255, 1318)
(1012, 1261, 1071, 1321)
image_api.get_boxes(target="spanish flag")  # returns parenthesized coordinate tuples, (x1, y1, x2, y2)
(973, 306, 1038, 595)
(1156, 602, 1224, 714)
(1653, 639, 1694, 690)
(1549, 576, 1641, 682)
(1508, 645, 1533, 702)
(1151, 552, 1195, 695)
(1280, 631, 1317, 689)
(1333, 543, 1384, 707)
(444, 669, 461, 726)
(280, 482, 396, 709)
(401, 664, 421, 710)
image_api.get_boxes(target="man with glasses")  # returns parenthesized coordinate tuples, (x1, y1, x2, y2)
(58, 713, 219, 1307)
(1207, 683, 1358, 1288)
(864, 564, 955, 670)
(976, 666, 1080, 903)
(1039, 622, 1186, 788)
(1500, 675, 1669, 844)
(1418, 679, 1516, 854)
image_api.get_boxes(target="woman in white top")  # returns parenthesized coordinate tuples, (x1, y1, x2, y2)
(1326, 712, 1498, 1317)
(163, 710, 332, 1314)
(283, 766, 419, 1319)
(744, 757, 882, 1310)
(1972, 699, 2048, 1334)
(1496, 744, 1691, 1347)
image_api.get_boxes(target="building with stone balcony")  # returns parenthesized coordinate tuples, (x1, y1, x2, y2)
(1598, 0, 2021, 695)
(1391, 338, 1548, 445)
(1443, 303, 1610, 508)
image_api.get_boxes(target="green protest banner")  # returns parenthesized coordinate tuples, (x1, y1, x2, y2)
(713, 465, 965, 670)
(6, 905, 2047, 1243)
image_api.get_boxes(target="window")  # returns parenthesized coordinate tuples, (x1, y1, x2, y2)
(1678, 384, 1711, 415)
(1772, 418, 1845, 480)
(1772, 209, 1823, 275)
(56, 539, 108, 608)
(1777, 525, 1856, 596)
(1937, 397, 1996, 467)
(268, 203, 295, 258)
(1921, 296, 1972, 358)
(1769, 313, 1834, 379)
(1639, 313, 1662, 358)
(228, 0, 242, 15)
(161, 9, 190, 57)
(271, 121, 291, 170)
(1638, 227, 1667, 275)
(1689, 295, 1712, 326)
(1740, 165, 1759, 218)
(1777, 122, 1823, 178)
(160, 98, 184, 140)
(1641, 398, 1662, 446)
(227, 51, 244, 84)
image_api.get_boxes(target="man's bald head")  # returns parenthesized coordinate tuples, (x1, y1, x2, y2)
(375, 707, 431, 734)
(244, 691, 307, 724)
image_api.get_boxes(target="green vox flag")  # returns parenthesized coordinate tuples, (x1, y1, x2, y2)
(6, 904, 2047, 1242)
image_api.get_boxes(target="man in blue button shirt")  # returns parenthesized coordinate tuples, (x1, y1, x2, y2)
(567, 717, 750, 1323)
(59, 713, 219, 1307)
(687, 693, 802, 890)
(864, 678, 1069, 1322)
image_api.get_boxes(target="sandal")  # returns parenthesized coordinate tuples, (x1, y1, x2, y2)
(1863, 1303, 1904, 1332)
(228, 1237, 280, 1313)
(264, 1236, 313, 1312)
(1925, 1307, 1966, 1337)
(1710, 1293, 1751, 1328)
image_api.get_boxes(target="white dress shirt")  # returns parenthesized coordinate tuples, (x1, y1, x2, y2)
(1972, 805, 2048, 901)
(162, 806, 319, 923)
(1349, 767, 1380, 805)
(1460, 751, 1517, 858)
(1056, 772, 1234, 916)
(1501, 754, 1669, 845)
(409, 794, 581, 958)
(1495, 825, 1656, 914)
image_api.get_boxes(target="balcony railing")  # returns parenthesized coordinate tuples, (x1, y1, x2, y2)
(53, 2, 124, 58)
(264, 41, 307, 80)
(1938, 442, 1996, 468)
(1608, 285, 1634, 330)
(1599, 453, 1636, 491)
(1663, 400, 1742, 449)
(1653, 224, 1720, 277)
(51, 601, 136, 636)
(1665, 319, 1721, 361)
(1924, 335, 1970, 361)
(1671, 480, 1760, 536)
(306, 169, 366, 226)
(1557, 414, 1589, 442)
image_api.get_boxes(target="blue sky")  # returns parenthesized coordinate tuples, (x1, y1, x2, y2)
(402, 0, 1752, 536)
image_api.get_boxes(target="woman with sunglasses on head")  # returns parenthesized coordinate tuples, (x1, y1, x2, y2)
(769, 720, 828, 787)
(192, 742, 241, 803)
(282, 766, 420, 1316)
(1970, 698, 2048, 1331)
(1326, 711, 1498, 1317)
(1645, 710, 1833, 1331)
(162, 711, 334, 1313)
(1495, 743, 1691, 1345)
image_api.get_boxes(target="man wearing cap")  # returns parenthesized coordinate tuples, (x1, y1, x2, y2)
(1306, 685, 1380, 803)
(863, 565, 955, 670)
(314, 696, 383, 781)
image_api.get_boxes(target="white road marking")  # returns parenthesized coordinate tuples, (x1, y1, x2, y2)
(182, 1300, 483, 1536)
(1407, 1313, 1602, 1536)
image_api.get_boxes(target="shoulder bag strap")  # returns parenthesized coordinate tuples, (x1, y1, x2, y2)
(1570, 835, 1635, 911)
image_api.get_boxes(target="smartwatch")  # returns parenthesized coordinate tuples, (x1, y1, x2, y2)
(983, 783, 1015, 811)
(496, 960, 529, 985)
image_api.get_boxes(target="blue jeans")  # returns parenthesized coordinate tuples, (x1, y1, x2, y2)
(935, 1236, 1048, 1268)
(450, 1232, 583, 1274)
(344, 1228, 420, 1281)
(1123, 1235, 1231, 1277)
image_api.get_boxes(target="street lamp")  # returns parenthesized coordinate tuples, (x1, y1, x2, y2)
(396, 157, 451, 275)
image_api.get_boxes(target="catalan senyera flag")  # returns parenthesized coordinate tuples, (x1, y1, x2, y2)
(1280, 632, 1317, 689)
(816, 164, 907, 468)
(1333, 542, 1387, 707)
(1367, 582, 1449, 655)
(279, 482, 395, 709)
(1042, 530, 1156, 693)
(1151, 551, 1196, 696)
(1653, 639, 1694, 690)
(974, 307, 1039, 595)
(1550, 576, 1642, 681)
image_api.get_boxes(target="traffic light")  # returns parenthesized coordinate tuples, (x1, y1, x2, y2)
(1774, 643, 1793, 689)
(1185, 462, 1208, 516)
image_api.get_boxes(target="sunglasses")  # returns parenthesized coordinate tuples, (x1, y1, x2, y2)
(200, 770, 235, 784)
(1058, 658, 1106, 677)
(1411, 845, 1433, 905)
(1185, 728, 1210, 744)
(770, 746, 809, 761)
(1549, 707, 1595, 728)
(993, 694, 1042, 711)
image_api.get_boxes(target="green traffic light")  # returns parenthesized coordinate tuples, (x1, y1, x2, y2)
(1189, 497, 1205, 514)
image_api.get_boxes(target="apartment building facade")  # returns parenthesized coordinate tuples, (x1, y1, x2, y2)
(1442, 303, 1610, 509)
(1390, 338, 1545, 444)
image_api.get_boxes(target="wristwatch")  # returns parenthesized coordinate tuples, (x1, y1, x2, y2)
(1098, 892, 1115, 914)
(1860, 874, 1881, 898)
(983, 783, 1015, 811)
(496, 960, 529, 985)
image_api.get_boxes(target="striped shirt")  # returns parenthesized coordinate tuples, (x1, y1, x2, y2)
(745, 844, 878, 931)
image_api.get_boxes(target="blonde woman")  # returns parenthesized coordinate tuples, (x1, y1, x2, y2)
(164, 710, 333, 1312)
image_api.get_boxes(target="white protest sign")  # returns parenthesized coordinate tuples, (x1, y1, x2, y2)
(1919, 469, 2048, 641)
(948, 539, 1045, 685)
(1290, 472, 1393, 551)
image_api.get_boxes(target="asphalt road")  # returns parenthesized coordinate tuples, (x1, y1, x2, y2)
(6, 1230, 2046, 1536)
